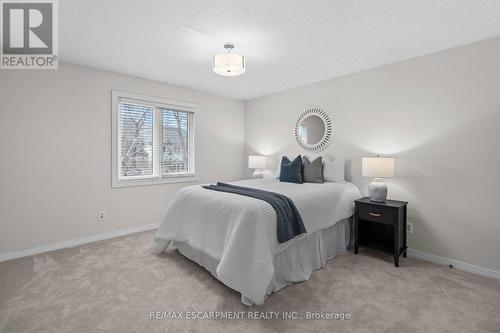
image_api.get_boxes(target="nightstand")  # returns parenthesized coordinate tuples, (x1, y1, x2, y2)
(354, 197, 408, 267)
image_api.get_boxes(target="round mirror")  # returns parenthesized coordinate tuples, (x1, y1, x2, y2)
(298, 115, 325, 145)
(295, 108, 333, 152)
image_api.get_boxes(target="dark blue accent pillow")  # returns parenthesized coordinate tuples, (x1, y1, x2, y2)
(279, 155, 303, 184)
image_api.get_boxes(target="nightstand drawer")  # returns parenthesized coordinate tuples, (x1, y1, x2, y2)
(358, 204, 395, 225)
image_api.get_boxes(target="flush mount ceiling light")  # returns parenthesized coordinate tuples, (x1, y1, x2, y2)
(213, 43, 245, 77)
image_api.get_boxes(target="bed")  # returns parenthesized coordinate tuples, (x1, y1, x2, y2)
(154, 178, 361, 305)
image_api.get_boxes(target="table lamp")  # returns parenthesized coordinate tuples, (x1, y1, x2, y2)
(362, 156, 395, 202)
(248, 155, 267, 179)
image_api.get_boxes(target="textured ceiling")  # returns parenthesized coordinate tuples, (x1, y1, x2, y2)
(60, 0, 500, 100)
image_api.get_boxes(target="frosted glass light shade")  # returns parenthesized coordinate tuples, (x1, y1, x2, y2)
(362, 157, 395, 178)
(248, 155, 267, 169)
(213, 53, 245, 76)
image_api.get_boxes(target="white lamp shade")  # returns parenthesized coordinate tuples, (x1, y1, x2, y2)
(248, 155, 267, 169)
(213, 53, 245, 76)
(362, 157, 395, 178)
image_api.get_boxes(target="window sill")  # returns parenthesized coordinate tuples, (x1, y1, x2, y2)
(112, 176, 199, 188)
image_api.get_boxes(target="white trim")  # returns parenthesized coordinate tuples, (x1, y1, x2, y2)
(3, 235, 499, 281)
(114, 91, 197, 110)
(0, 223, 160, 262)
(407, 248, 500, 280)
(111, 176, 199, 188)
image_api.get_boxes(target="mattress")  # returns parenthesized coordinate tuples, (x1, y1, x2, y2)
(154, 179, 361, 305)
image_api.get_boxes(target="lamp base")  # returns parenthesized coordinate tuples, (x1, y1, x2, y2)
(252, 169, 263, 179)
(368, 179, 387, 202)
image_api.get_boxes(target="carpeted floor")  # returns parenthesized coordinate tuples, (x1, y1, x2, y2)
(1, 231, 499, 333)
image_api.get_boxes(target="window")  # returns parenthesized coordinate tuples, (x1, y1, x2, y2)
(112, 91, 196, 187)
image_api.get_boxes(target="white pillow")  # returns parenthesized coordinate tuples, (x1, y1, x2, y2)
(323, 156, 345, 183)
(274, 156, 284, 179)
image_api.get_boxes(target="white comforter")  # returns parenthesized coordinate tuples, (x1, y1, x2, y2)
(154, 179, 361, 305)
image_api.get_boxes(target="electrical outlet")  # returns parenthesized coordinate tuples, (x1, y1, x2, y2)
(406, 222, 414, 234)
(98, 211, 106, 221)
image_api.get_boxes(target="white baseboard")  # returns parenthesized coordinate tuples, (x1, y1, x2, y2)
(407, 248, 500, 280)
(2, 229, 499, 281)
(0, 223, 160, 263)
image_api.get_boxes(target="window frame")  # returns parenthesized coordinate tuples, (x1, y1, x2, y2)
(112, 90, 198, 188)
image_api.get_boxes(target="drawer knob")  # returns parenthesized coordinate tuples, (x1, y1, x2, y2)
(369, 212, 382, 217)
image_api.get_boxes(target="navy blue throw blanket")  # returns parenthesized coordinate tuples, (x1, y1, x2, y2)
(202, 182, 307, 243)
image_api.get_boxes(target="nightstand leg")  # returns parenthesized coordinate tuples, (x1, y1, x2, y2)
(403, 249, 407, 258)
(354, 245, 359, 255)
(394, 256, 399, 267)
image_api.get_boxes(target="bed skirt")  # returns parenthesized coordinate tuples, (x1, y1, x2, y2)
(172, 217, 353, 305)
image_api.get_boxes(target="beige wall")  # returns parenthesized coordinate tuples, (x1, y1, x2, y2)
(245, 39, 500, 271)
(0, 63, 245, 255)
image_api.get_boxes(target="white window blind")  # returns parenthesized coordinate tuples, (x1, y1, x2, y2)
(112, 91, 196, 187)
(161, 109, 195, 177)
(118, 102, 154, 179)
